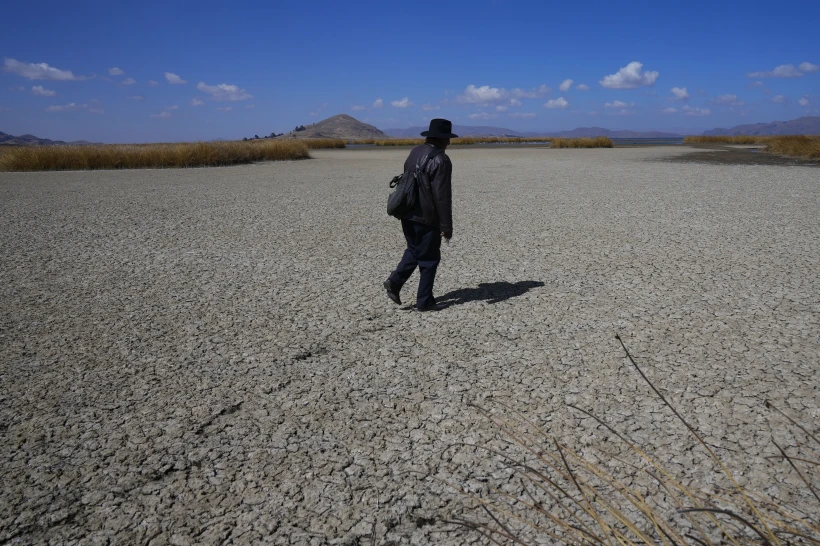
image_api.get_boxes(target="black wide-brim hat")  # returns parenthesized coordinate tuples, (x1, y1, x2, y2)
(421, 118, 458, 139)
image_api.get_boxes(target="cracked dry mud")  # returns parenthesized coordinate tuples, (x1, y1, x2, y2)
(1, 147, 818, 545)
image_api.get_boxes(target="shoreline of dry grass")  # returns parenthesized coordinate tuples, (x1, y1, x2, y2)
(685, 134, 820, 160)
(368, 136, 553, 146)
(0, 140, 324, 172)
(550, 136, 614, 148)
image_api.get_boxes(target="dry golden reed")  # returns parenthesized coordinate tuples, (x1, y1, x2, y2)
(299, 138, 346, 149)
(684, 135, 769, 144)
(550, 136, 614, 148)
(445, 336, 820, 545)
(684, 134, 820, 160)
(0, 140, 312, 172)
(765, 135, 820, 160)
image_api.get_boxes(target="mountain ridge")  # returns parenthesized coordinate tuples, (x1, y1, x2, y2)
(0, 131, 97, 146)
(702, 116, 820, 136)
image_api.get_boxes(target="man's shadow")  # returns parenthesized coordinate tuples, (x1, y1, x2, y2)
(437, 280, 544, 306)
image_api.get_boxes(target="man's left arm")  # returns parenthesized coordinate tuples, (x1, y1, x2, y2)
(430, 156, 453, 238)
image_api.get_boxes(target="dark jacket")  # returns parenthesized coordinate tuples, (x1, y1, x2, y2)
(403, 143, 453, 234)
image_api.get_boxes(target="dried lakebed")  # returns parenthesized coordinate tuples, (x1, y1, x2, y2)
(1, 147, 818, 544)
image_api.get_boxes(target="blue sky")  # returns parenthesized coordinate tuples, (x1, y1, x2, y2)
(1, 0, 818, 143)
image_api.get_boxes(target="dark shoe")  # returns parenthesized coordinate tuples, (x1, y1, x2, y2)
(383, 280, 401, 305)
(415, 303, 446, 312)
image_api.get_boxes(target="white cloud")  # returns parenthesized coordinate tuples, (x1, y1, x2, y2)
(308, 103, 328, 117)
(147, 80, 158, 86)
(459, 84, 505, 104)
(559, 79, 573, 92)
(31, 85, 56, 97)
(4, 58, 83, 80)
(508, 112, 536, 119)
(509, 98, 522, 107)
(190, 97, 205, 106)
(605, 100, 634, 108)
(459, 83, 549, 105)
(391, 97, 413, 108)
(164, 72, 187, 84)
(798, 96, 810, 107)
(544, 97, 568, 109)
(495, 105, 508, 112)
(683, 105, 711, 116)
(46, 102, 81, 112)
(121, 77, 136, 85)
(511, 84, 550, 99)
(372, 98, 384, 108)
(196, 82, 252, 101)
(46, 102, 100, 113)
(468, 112, 496, 120)
(421, 104, 440, 111)
(217, 106, 232, 112)
(772, 95, 786, 104)
(748, 80, 765, 88)
(600, 61, 659, 89)
(151, 105, 178, 118)
(747, 64, 804, 78)
(109, 67, 124, 76)
(662, 107, 677, 113)
(799, 62, 819, 73)
(245, 104, 255, 109)
(671, 87, 689, 101)
(587, 111, 598, 116)
(712, 94, 744, 106)
(126, 95, 145, 101)
(576, 84, 589, 91)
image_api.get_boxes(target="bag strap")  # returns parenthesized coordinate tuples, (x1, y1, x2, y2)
(415, 146, 443, 176)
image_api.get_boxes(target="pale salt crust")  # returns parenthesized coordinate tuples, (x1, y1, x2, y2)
(1, 146, 818, 544)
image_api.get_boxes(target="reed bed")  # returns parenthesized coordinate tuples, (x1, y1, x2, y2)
(765, 135, 820, 160)
(684, 136, 769, 144)
(299, 138, 346, 149)
(445, 336, 820, 545)
(0, 140, 312, 171)
(374, 139, 425, 147)
(684, 135, 820, 160)
(550, 136, 614, 148)
(371, 137, 552, 146)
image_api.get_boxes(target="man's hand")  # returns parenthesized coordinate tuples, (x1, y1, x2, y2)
(441, 231, 452, 240)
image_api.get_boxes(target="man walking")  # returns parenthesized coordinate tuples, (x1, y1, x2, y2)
(384, 118, 457, 311)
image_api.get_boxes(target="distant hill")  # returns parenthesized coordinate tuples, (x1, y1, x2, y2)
(546, 127, 681, 138)
(384, 124, 680, 138)
(279, 114, 389, 140)
(0, 131, 97, 146)
(703, 116, 820, 136)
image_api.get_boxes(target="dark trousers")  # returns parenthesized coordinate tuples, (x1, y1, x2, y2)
(388, 220, 441, 309)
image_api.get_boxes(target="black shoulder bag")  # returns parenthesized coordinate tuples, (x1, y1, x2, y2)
(386, 148, 442, 219)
